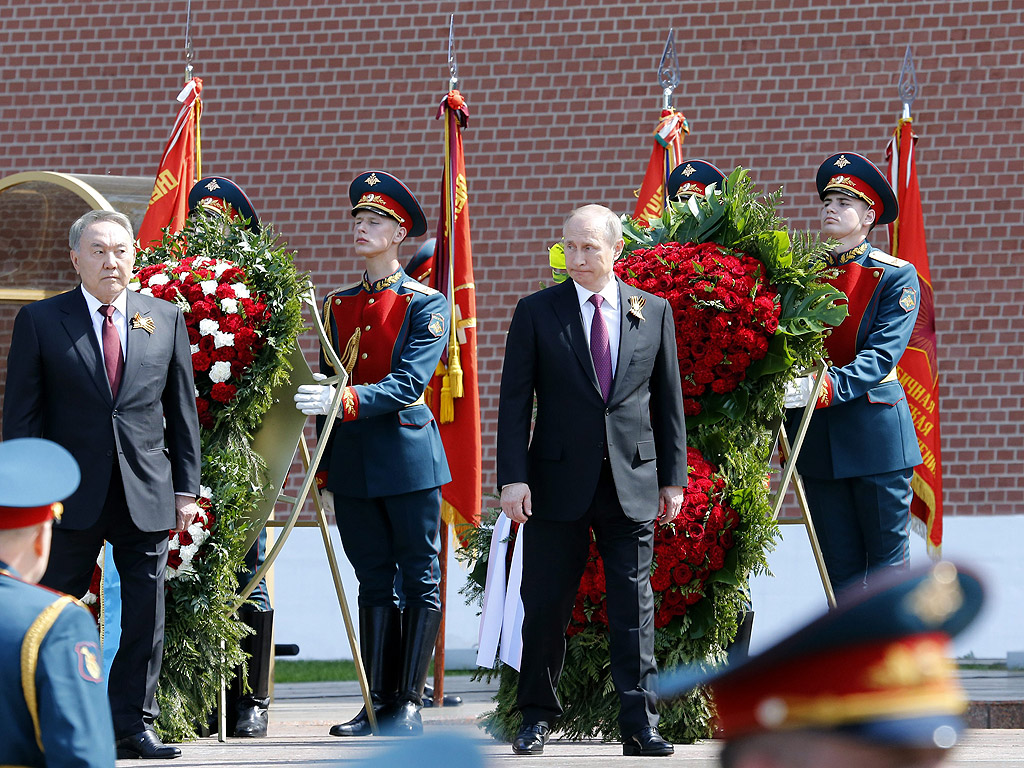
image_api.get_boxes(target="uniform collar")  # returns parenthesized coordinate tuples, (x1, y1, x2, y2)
(830, 240, 871, 266)
(361, 267, 404, 293)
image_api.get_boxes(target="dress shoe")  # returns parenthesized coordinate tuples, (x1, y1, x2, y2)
(233, 697, 269, 737)
(622, 726, 674, 756)
(379, 699, 423, 736)
(115, 730, 182, 759)
(512, 722, 550, 755)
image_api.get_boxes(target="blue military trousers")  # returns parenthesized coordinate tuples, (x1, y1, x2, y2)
(802, 468, 913, 597)
(334, 487, 442, 611)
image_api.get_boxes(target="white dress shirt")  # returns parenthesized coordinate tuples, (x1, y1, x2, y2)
(81, 285, 127, 358)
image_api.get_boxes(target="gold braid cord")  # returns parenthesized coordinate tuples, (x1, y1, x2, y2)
(21, 596, 74, 751)
(339, 328, 361, 378)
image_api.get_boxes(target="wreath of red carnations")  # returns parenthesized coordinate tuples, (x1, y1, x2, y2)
(614, 242, 780, 416)
(166, 487, 215, 581)
(133, 256, 270, 429)
(568, 447, 737, 636)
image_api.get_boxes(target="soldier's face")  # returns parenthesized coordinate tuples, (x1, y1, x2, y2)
(352, 210, 406, 258)
(70, 221, 137, 304)
(820, 192, 874, 242)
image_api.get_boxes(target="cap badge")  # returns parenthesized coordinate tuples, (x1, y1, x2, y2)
(905, 562, 964, 626)
(365, 173, 381, 187)
(681, 163, 697, 177)
(204, 179, 221, 192)
(834, 155, 851, 168)
(831, 175, 852, 186)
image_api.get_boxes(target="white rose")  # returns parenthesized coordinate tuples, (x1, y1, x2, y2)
(214, 262, 233, 277)
(149, 274, 171, 286)
(220, 298, 239, 314)
(213, 331, 235, 349)
(199, 318, 219, 336)
(231, 283, 251, 299)
(209, 361, 232, 383)
(200, 280, 219, 296)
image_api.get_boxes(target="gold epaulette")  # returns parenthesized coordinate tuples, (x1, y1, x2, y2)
(403, 278, 439, 296)
(323, 282, 362, 304)
(868, 251, 910, 268)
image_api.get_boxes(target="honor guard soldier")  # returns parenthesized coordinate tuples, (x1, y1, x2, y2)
(667, 159, 727, 202)
(664, 561, 984, 768)
(187, 177, 274, 738)
(785, 152, 922, 597)
(294, 171, 451, 737)
(0, 438, 116, 768)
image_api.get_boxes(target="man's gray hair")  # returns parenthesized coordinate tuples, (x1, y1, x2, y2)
(565, 204, 622, 246)
(69, 210, 135, 251)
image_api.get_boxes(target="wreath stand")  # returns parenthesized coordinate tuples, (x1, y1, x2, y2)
(766, 359, 837, 609)
(215, 293, 378, 740)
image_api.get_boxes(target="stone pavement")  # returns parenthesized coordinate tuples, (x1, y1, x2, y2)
(134, 673, 1024, 767)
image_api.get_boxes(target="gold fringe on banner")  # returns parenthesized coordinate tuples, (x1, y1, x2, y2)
(911, 472, 941, 560)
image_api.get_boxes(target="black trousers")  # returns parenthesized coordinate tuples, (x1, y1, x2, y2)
(517, 461, 658, 736)
(39, 467, 168, 739)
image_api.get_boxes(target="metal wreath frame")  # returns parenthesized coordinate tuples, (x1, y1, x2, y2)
(220, 290, 378, 738)
(767, 359, 837, 608)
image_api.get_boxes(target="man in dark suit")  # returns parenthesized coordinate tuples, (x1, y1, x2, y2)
(3, 210, 201, 759)
(497, 204, 687, 757)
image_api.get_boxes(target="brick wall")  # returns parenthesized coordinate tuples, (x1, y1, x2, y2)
(1, 0, 1021, 518)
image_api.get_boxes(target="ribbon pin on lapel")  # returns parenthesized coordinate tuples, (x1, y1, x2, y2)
(627, 295, 646, 322)
(130, 313, 156, 334)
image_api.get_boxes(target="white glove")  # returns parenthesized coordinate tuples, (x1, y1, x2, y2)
(293, 373, 336, 416)
(783, 374, 817, 409)
(318, 489, 335, 516)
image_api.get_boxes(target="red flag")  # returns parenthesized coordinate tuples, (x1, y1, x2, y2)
(136, 78, 203, 250)
(424, 90, 481, 544)
(632, 108, 688, 222)
(887, 117, 943, 557)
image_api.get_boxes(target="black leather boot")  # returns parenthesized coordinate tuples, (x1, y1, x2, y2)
(329, 605, 401, 737)
(380, 605, 442, 736)
(234, 607, 274, 737)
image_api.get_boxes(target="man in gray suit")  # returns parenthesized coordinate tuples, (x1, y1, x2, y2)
(497, 205, 687, 757)
(3, 210, 201, 759)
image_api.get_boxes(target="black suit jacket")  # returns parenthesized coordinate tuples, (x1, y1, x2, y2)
(3, 288, 201, 532)
(497, 277, 687, 522)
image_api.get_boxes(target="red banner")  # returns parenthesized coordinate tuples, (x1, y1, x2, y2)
(136, 78, 203, 250)
(632, 108, 688, 222)
(887, 117, 943, 556)
(426, 90, 481, 544)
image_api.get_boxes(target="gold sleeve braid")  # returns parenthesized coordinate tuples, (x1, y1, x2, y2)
(21, 595, 75, 751)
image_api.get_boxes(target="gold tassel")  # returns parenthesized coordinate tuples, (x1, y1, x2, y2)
(448, 339, 464, 399)
(440, 371, 454, 423)
(339, 327, 361, 378)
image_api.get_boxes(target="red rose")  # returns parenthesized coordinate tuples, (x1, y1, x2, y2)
(210, 382, 237, 404)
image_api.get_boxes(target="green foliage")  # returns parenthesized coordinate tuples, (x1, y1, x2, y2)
(463, 167, 848, 744)
(135, 215, 310, 741)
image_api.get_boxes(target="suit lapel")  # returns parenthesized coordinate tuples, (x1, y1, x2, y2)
(60, 290, 112, 404)
(611, 279, 643, 403)
(119, 292, 153, 401)
(552, 280, 603, 397)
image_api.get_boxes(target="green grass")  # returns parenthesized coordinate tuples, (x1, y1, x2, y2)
(274, 659, 477, 683)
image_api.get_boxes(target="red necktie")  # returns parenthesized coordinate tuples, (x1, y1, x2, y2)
(589, 293, 612, 401)
(99, 305, 124, 398)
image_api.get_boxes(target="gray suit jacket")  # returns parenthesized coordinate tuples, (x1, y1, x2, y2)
(497, 277, 687, 522)
(3, 288, 201, 532)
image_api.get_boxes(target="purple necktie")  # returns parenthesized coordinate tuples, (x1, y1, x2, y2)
(99, 305, 124, 398)
(589, 293, 612, 401)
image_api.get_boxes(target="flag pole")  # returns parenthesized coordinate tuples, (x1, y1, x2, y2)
(430, 14, 461, 709)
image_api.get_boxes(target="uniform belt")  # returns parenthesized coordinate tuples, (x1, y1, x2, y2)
(880, 369, 898, 384)
(404, 394, 425, 408)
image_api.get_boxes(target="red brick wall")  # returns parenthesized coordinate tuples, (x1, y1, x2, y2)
(1, 1, 1021, 518)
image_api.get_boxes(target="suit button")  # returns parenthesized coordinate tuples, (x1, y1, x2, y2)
(106, 450, 113, 457)
(112, 411, 118, 418)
